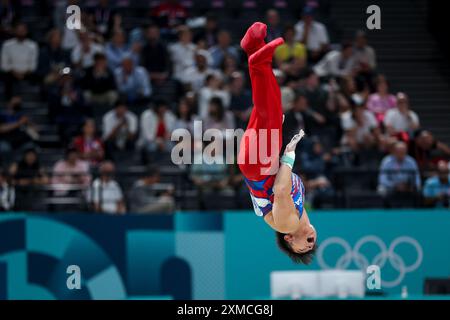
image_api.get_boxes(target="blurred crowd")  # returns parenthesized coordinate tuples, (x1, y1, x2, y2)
(1, 0, 450, 214)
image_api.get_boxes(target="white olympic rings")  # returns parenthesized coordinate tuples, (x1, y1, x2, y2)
(317, 235, 423, 288)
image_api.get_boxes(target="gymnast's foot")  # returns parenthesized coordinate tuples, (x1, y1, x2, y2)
(285, 129, 305, 153)
(240, 22, 267, 56)
(248, 37, 284, 66)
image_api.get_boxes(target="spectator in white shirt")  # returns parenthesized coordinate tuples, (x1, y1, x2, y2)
(169, 25, 196, 81)
(294, 6, 329, 62)
(102, 100, 138, 156)
(198, 73, 230, 119)
(384, 92, 420, 136)
(341, 104, 380, 152)
(314, 42, 356, 79)
(139, 100, 176, 158)
(1, 23, 39, 99)
(181, 49, 216, 92)
(88, 161, 126, 214)
(71, 31, 104, 69)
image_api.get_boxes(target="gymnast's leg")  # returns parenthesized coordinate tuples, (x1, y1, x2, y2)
(238, 23, 285, 180)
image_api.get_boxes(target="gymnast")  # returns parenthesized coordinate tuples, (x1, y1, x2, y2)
(238, 22, 317, 264)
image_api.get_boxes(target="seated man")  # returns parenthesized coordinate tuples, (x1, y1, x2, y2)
(129, 165, 175, 214)
(238, 23, 317, 264)
(378, 141, 421, 196)
(423, 160, 450, 208)
(1, 23, 38, 99)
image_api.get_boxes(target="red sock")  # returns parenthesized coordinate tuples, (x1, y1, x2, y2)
(240, 22, 267, 56)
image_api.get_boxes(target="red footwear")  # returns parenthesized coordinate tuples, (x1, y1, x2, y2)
(248, 37, 284, 66)
(240, 22, 267, 56)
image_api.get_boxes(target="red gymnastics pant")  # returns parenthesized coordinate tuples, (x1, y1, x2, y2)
(238, 32, 285, 181)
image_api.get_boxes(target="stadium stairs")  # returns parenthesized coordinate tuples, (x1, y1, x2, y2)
(330, 0, 450, 145)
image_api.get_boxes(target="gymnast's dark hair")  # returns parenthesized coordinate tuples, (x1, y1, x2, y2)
(276, 232, 317, 265)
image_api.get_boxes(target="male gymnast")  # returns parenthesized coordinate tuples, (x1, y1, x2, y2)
(238, 22, 317, 264)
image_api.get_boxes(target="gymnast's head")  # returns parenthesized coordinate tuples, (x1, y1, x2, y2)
(276, 223, 317, 265)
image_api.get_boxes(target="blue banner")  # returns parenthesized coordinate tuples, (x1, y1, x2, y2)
(0, 210, 449, 299)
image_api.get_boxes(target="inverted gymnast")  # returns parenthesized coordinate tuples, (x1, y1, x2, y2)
(238, 22, 317, 264)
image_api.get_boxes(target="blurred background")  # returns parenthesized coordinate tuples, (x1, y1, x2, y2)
(0, 0, 450, 300)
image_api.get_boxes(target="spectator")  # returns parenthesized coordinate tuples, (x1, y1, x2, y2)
(198, 73, 230, 119)
(141, 23, 170, 85)
(423, 160, 450, 207)
(274, 69, 295, 112)
(384, 92, 420, 136)
(1, 23, 38, 99)
(203, 97, 235, 134)
(150, 0, 188, 31)
(71, 31, 104, 69)
(181, 49, 217, 92)
(38, 29, 71, 86)
(9, 148, 48, 187)
(0, 96, 37, 152)
(208, 30, 239, 69)
(105, 29, 139, 71)
(0, 168, 14, 211)
(300, 137, 334, 178)
(73, 119, 105, 166)
(169, 25, 196, 81)
(102, 101, 138, 155)
(294, 6, 329, 62)
(353, 30, 376, 71)
(378, 141, 421, 195)
(60, 0, 81, 50)
(88, 0, 120, 37)
(314, 41, 356, 79)
(190, 140, 229, 191)
(353, 30, 377, 91)
(52, 147, 91, 194)
(0, 0, 19, 41)
(220, 54, 239, 83)
(266, 9, 282, 42)
(82, 53, 118, 106)
(275, 25, 307, 77)
(9, 148, 48, 210)
(48, 67, 87, 143)
(341, 104, 380, 152)
(408, 129, 450, 171)
(114, 55, 152, 104)
(366, 75, 396, 124)
(283, 93, 326, 143)
(169, 26, 197, 81)
(129, 165, 175, 214)
(138, 100, 176, 156)
(88, 161, 126, 214)
(303, 70, 341, 140)
(194, 12, 219, 49)
(228, 71, 253, 129)
(174, 97, 199, 133)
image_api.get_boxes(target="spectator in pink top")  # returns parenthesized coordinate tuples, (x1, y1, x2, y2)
(366, 75, 397, 124)
(52, 147, 91, 194)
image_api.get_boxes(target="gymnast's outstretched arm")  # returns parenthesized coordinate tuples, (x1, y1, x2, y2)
(270, 130, 305, 233)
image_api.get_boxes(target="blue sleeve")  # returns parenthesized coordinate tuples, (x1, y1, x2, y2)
(379, 160, 393, 188)
(423, 179, 436, 198)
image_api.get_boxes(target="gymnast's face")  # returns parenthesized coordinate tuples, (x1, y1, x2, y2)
(285, 224, 317, 254)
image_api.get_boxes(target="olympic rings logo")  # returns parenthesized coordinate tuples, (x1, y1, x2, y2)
(317, 236, 423, 288)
